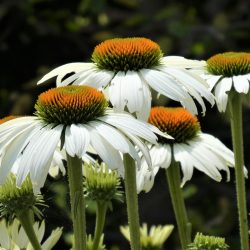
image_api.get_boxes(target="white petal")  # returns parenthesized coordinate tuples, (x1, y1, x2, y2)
(73, 68, 114, 89)
(98, 112, 158, 144)
(65, 124, 90, 158)
(136, 165, 159, 193)
(87, 125, 124, 174)
(17, 125, 62, 188)
(214, 77, 232, 112)
(161, 56, 206, 69)
(233, 75, 249, 94)
(88, 121, 130, 153)
(0, 125, 36, 183)
(137, 77, 152, 120)
(141, 69, 198, 114)
(163, 67, 215, 108)
(150, 144, 171, 169)
(174, 143, 194, 186)
(206, 75, 222, 90)
(109, 72, 127, 111)
(181, 142, 222, 181)
(37, 63, 93, 85)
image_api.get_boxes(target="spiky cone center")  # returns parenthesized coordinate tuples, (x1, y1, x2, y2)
(0, 175, 43, 218)
(92, 37, 163, 72)
(0, 115, 19, 124)
(207, 52, 250, 77)
(83, 163, 123, 203)
(148, 107, 200, 143)
(35, 86, 108, 125)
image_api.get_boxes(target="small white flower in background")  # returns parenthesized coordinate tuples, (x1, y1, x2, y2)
(38, 37, 214, 120)
(0, 219, 62, 250)
(0, 86, 170, 191)
(120, 223, 174, 250)
(136, 107, 248, 193)
(200, 52, 250, 112)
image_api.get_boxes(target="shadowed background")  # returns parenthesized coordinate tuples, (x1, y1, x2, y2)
(0, 0, 250, 249)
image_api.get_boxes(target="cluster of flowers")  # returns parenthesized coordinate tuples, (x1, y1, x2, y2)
(0, 37, 249, 250)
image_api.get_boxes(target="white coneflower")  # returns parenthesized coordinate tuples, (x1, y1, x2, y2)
(0, 86, 169, 191)
(38, 37, 214, 120)
(137, 107, 241, 192)
(201, 52, 250, 112)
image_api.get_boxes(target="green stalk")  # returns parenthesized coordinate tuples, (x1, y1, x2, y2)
(67, 153, 86, 250)
(166, 150, 191, 250)
(92, 202, 107, 250)
(17, 209, 42, 250)
(229, 93, 249, 250)
(124, 154, 141, 250)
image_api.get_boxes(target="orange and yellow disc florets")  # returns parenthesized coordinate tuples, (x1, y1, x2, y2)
(0, 115, 19, 125)
(92, 37, 163, 72)
(35, 86, 108, 125)
(207, 52, 250, 77)
(148, 107, 200, 143)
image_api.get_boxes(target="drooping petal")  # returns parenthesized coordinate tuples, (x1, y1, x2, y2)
(136, 164, 159, 193)
(214, 77, 232, 112)
(37, 63, 93, 85)
(174, 143, 194, 187)
(65, 124, 90, 158)
(0, 124, 37, 184)
(161, 56, 206, 69)
(16, 125, 62, 188)
(233, 75, 249, 94)
(73, 68, 114, 89)
(141, 68, 198, 114)
(98, 112, 158, 144)
(87, 125, 124, 175)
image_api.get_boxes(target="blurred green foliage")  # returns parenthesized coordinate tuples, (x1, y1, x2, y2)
(0, 0, 250, 249)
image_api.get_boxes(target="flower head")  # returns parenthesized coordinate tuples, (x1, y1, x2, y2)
(38, 37, 214, 120)
(83, 162, 123, 203)
(0, 219, 62, 250)
(120, 223, 174, 250)
(137, 107, 243, 192)
(187, 232, 229, 250)
(92, 37, 163, 72)
(0, 174, 44, 218)
(201, 52, 250, 112)
(0, 86, 168, 190)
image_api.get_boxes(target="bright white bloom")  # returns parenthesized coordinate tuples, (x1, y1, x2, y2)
(200, 52, 250, 112)
(38, 37, 214, 120)
(0, 115, 66, 179)
(0, 86, 170, 191)
(137, 107, 247, 193)
(120, 223, 174, 249)
(0, 219, 62, 250)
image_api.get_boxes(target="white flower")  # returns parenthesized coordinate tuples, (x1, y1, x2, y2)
(38, 37, 214, 120)
(0, 86, 170, 191)
(0, 219, 62, 250)
(136, 107, 247, 193)
(200, 52, 250, 112)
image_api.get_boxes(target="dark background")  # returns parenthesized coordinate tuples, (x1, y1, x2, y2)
(0, 0, 250, 249)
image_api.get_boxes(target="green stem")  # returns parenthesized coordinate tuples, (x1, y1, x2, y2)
(124, 154, 141, 250)
(229, 93, 249, 250)
(67, 153, 87, 250)
(17, 209, 42, 250)
(166, 152, 191, 250)
(92, 202, 107, 250)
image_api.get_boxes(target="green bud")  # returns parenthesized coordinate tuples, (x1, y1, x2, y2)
(0, 174, 44, 219)
(83, 162, 123, 203)
(187, 232, 229, 250)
